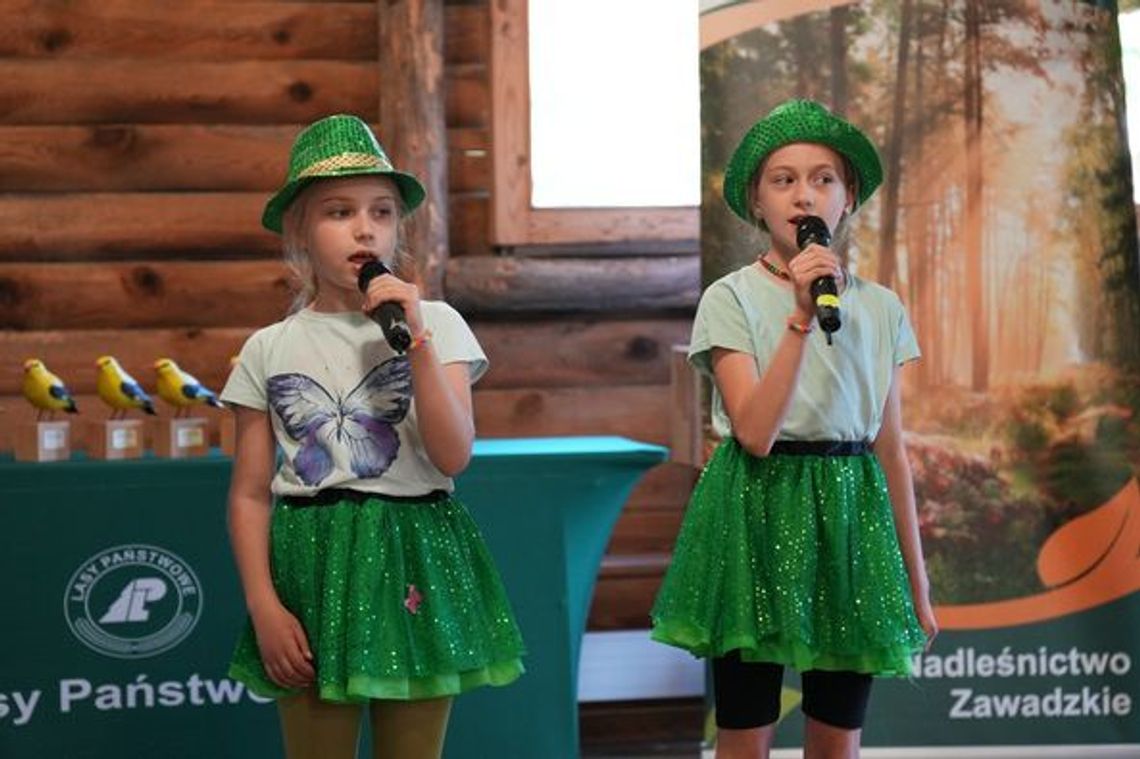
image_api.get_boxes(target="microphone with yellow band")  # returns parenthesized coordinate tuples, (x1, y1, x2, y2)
(795, 215, 842, 345)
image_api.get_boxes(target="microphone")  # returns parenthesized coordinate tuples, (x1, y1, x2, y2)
(795, 215, 841, 344)
(356, 260, 413, 353)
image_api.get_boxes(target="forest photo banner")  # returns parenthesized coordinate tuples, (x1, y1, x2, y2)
(700, 0, 1140, 750)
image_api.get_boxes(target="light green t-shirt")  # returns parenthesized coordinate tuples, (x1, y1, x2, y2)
(689, 264, 919, 442)
(222, 301, 487, 497)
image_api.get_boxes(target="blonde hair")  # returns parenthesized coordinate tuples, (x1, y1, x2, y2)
(280, 178, 416, 313)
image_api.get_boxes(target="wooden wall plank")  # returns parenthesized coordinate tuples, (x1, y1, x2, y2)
(0, 62, 485, 128)
(448, 128, 489, 194)
(0, 125, 488, 194)
(446, 255, 701, 312)
(670, 343, 704, 467)
(447, 126, 489, 152)
(0, 125, 293, 193)
(0, 3, 378, 60)
(0, 188, 503, 264)
(448, 194, 491, 257)
(474, 385, 670, 444)
(0, 192, 486, 263)
(622, 462, 699, 510)
(579, 698, 704, 749)
(445, 5, 489, 66)
(0, 193, 273, 261)
(0, 262, 293, 330)
(606, 510, 686, 555)
(446, 64, 489, 129)
(0, 4, 484, 65)
(588, 562, 667, 631)
(473, 317, 691, 389)
(0, 61, 379, 125)
(220, 0, 376, 3)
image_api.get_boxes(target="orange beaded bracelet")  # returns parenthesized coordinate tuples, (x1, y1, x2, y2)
(786, 315, 814, 335)
(408, 329, 433, 351)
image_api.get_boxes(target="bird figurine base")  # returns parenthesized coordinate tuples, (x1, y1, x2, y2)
(86, 419, 145, 461)
(14, 421, 72, 462)
(151, 417, 209, 459)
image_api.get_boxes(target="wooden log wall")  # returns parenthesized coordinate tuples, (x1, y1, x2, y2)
(0, 0, 700, 652)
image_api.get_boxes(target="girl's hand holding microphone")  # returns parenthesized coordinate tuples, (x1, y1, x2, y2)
(786, 244, 844, 326)
(360, 265, 425, 339)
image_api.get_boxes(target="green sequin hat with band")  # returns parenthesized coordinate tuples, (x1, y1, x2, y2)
(262, 114, 427, 233)
(722, 99, 883, 224)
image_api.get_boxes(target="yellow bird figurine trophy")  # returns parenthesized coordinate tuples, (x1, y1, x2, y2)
(88, 355, 155, 460)
(151, 357, 222, 458)
(16, 358, 78, 462)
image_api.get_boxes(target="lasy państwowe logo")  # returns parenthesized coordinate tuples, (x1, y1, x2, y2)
(64, 544, 202, 659)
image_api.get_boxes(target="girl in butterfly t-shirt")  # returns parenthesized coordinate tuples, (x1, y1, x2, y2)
(222, 114, 524, 759)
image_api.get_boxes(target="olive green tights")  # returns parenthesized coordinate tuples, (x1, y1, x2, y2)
(277, 689, 453, 759)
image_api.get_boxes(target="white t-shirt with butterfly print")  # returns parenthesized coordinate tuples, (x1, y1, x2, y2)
(221, 301, 488, 498)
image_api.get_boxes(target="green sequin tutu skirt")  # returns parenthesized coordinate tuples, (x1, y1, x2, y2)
(651, 439, 925, 676)
(229, 492, 525, 701)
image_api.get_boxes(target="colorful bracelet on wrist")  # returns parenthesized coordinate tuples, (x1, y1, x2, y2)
(408, 329, 433, 351)
(786, 315, 814, 335)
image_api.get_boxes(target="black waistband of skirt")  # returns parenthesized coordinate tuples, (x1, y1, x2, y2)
(768, 440, 871, 456)
(281, 488, 449, 508)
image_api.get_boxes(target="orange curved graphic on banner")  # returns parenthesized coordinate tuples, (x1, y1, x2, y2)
(935, 478, 1140, 630)
(700, 0, 855, 50)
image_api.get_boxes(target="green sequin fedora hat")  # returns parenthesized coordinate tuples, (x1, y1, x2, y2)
(722, 99, 883, 224)
(262, 114, 426, 233)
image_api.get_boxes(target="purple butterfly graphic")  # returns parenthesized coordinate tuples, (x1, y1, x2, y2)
(267, 359, 412, 486)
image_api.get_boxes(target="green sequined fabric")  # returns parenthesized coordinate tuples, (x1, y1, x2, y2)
(229, 494, 525, 701)
(651, 439, 925, 676)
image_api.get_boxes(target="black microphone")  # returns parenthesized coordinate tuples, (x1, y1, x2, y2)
(356, 260, 413, 353)
(795, 215, 841, 344)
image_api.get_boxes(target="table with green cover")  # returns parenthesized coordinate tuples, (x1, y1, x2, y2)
(0, 436, 666, 759)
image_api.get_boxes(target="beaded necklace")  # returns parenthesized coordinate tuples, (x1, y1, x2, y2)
(758, 254, 790, 281)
